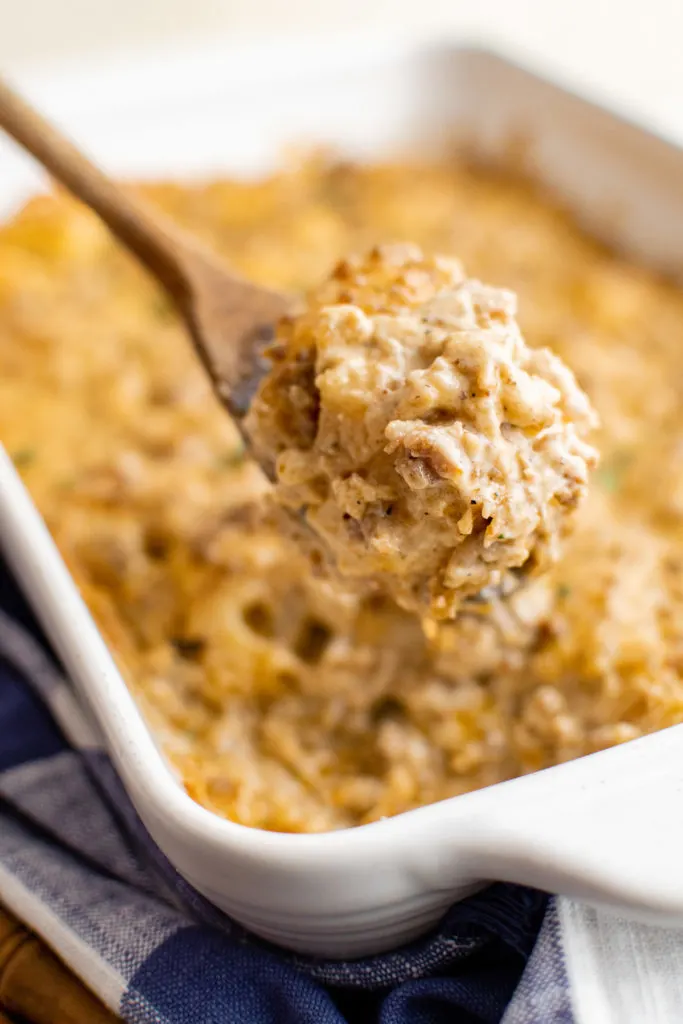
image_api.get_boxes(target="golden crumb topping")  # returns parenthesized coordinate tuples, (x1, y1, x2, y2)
(2, 155, 683, 831)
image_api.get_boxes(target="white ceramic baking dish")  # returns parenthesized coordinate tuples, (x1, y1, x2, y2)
(2, 39, 683, 959)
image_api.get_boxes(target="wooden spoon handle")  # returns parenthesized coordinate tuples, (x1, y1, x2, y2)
(0, 76, 192, 299)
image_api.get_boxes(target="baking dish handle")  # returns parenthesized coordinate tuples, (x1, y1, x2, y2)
(439, 726, 683, 924)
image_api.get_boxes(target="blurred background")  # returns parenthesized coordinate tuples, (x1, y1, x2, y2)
(2, 0, 683, 142)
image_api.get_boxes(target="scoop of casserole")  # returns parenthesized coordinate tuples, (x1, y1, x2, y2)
(246, 243, 599, 619)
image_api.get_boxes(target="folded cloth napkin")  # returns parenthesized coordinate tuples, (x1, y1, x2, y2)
(1, 556, 681, 1024)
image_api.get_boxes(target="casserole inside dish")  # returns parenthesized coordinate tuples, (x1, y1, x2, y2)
(2, 153, 683, 832)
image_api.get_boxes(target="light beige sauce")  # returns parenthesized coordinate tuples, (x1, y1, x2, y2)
(247, 243, 598, 619)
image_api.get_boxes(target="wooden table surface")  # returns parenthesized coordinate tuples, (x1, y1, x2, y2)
(0, 905, 118, 1023)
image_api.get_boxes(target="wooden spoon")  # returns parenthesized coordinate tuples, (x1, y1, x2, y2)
(0, 77, 291, 463)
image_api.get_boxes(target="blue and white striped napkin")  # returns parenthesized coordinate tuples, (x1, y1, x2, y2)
(0, 556, 679, 1024)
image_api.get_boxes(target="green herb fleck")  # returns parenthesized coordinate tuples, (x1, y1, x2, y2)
(498, 534, 506, 540)
(595, 450, 633, 493)
(596, 466, 621, 492)
(216, 444, 245, 469)
(556, 583, 571, 600)
(152, 294, 176, 322)
(12, 448, 37, 468)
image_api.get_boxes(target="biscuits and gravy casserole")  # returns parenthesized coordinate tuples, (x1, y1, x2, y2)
(2, 154, 683, 832)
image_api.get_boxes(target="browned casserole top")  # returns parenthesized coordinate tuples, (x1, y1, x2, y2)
(2, 155, 683, 832)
